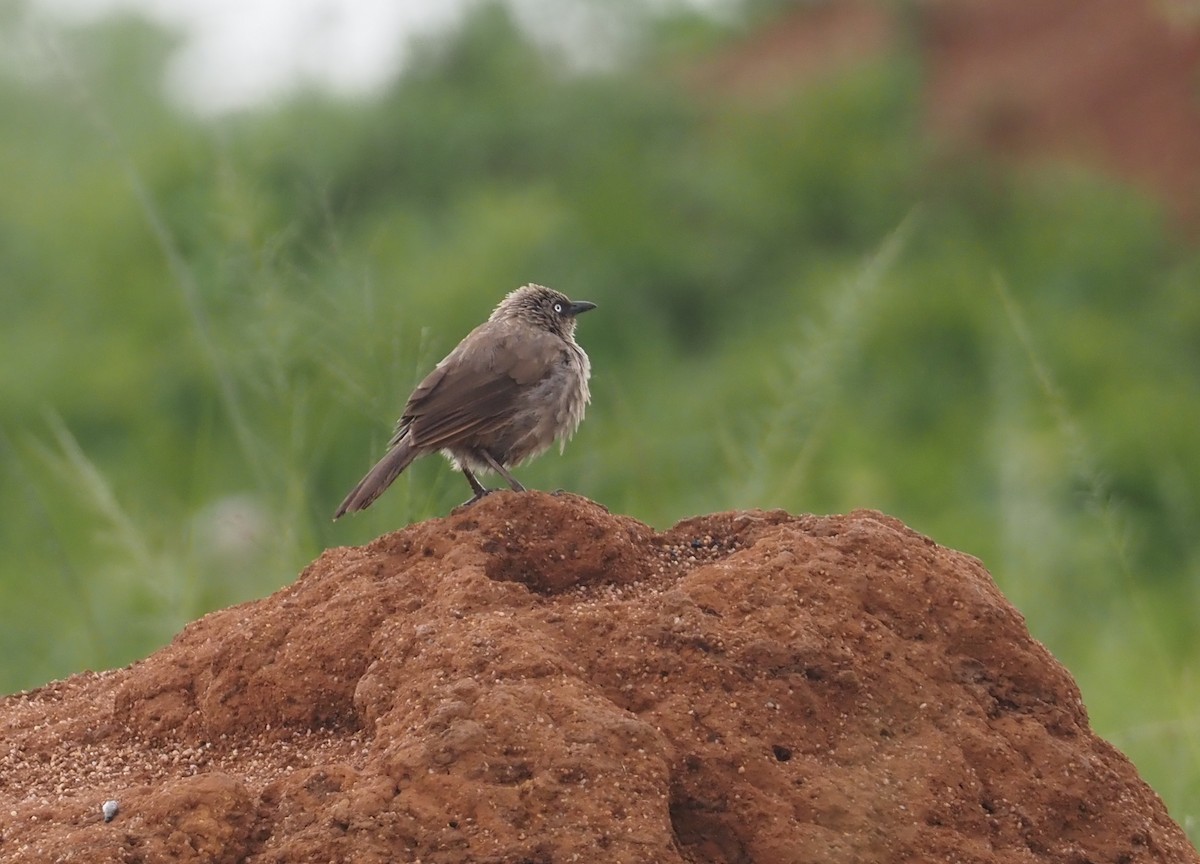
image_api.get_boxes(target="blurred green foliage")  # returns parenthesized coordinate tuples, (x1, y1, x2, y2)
(1, 1, 1197, 837)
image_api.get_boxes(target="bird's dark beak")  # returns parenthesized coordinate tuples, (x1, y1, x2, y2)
(567, 300, 597, 317)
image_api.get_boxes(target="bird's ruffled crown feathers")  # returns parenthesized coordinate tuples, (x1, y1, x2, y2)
(491, 283, 566, 319)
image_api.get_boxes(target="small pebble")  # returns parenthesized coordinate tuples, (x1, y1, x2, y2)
(102, 800, 119, 823)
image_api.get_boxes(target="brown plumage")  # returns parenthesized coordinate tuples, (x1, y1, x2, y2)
(333, 284, 596, 518)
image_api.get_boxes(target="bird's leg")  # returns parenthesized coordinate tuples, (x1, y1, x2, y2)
(480, 451, 526, 492)
(460, 467, 493, 505)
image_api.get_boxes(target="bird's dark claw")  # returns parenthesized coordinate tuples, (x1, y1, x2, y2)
(458, 487, 497, 508)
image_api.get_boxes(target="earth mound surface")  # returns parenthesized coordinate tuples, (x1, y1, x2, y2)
(1, 493, 1195, 863)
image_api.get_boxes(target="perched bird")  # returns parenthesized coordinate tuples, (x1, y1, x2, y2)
(334, 284, 596, 518)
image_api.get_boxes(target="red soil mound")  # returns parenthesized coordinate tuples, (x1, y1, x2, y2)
(698, 0, 1200, 234)
(1, 494, 1195, 862)
(923, 0, 1200, 230)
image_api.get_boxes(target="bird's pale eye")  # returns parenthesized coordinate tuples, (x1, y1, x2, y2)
(553, 302, 564, 314)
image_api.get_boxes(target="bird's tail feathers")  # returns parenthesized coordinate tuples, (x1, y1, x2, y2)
(332, 438, 419, 519)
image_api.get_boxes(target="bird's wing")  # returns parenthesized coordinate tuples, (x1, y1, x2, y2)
(391, 322, 559, 451)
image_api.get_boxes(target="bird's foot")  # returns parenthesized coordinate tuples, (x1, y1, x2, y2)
(458, 487, 498, 509)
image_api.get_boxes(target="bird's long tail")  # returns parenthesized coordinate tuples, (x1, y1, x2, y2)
(333, 437, 419, 519)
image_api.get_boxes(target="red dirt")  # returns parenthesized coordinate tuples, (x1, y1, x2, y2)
(1, 494, 1196, 863)
(697, 0, 1200, 234)
(922, 0, 1200, 230)
(690, 1, 894, 97)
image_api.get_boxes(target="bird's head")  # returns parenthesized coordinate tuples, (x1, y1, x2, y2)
(491, 284, 596, 339)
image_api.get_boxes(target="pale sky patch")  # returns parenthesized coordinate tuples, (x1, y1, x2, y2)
(26, 0, 737, 114)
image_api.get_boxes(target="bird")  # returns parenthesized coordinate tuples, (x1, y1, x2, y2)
(333, 284, 596, 518)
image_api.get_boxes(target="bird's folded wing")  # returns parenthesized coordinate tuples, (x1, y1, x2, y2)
(391, 325, 558, 450)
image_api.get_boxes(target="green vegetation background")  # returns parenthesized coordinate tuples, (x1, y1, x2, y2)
(2, 2, 1197, 838)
